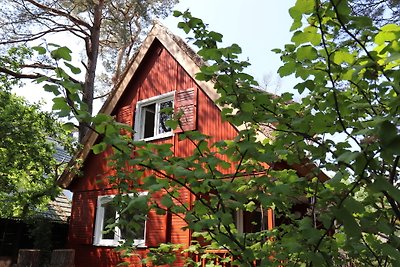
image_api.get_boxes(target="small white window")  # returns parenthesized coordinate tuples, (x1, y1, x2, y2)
(93, 193, 147, 247)
(134, 92, 174, 141)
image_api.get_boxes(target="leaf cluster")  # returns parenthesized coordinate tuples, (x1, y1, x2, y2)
(36, 1, 400, 266)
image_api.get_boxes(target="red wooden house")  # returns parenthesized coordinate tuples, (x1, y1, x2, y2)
(58, 23, 326, 267)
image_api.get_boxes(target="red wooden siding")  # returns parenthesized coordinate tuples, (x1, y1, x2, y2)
(117, 105, 133, 136)
(117, 105, 133, 125)
(69, 148, 116, 192)
(146, 191, 168, 247)
(69, 191, 96, 245)
(68, 41, 239, 267)
(136, 42, 178, 101)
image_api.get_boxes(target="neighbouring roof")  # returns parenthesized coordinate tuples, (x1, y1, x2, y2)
(54, 145, 71, 163)
(48, 137, 72, 163)
(40, 193, 71, 223)
(43, 139, 72, 223)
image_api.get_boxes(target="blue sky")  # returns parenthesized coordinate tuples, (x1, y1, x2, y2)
(163, 0, 297, 94)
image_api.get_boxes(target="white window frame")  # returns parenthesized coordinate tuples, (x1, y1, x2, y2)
(134, 91, 175, 141)
(93, 192, 148, 247)
(236, 210, 244, 234)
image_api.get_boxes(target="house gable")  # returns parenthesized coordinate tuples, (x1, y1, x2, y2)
(58, 23, 225, 189)
(64, 24, 240, 267)
(67, 38, 238, 192)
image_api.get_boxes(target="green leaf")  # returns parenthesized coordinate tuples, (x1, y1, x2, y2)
(343, 197, 365, 214)
(377, 120, 398, 147)
(291, 29, 321, 46)
(177, 22, 190, 34)
(62, 122, 75, 131)
(337, 151, 360, 164)
(92, 142, 107, 154)
(292, 0, 315, 14)
(381, 243, 400, 262)
(278, 61, 296, 77)
(165, 119, 178, 130)
(294, 80, 315, 93)
(335, 207, 362, 240)
(290, 20, 303, 31)
(375, 24, 400, 45)
(160, 195, 174, 208)
(333, 51, 355, 64)
(92, 113, 111, 124)
(43, 84, 61, 95)
(371, 176, 400, 203)
(296, 45, 318, 61)
(241, 102, 254, 113)
(310, 252, 325, 266)
(173, 10, 182, 17)
(50, 46, 72, 61)
(32, 46, 46, 55)
(52, 97, 69, 111)
(64, 62, 81, 74)
(209, 31, 223, 42)
(35, 76, 49, 83)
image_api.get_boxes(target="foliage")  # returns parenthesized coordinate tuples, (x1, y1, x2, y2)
(0, 88, 73, 218)
(0, 45, 33, 89)
(38, 0, 400, 266)
(349, 0, 400, 27)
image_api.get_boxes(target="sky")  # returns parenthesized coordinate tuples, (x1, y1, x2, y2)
(13, 0, 298, 109)
(163, 0, 296, 91)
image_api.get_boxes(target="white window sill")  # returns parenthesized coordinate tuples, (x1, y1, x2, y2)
(137, 132, 174, 142)
(93, 241, 147, 248)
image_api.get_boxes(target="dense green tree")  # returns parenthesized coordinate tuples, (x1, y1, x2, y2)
(37, 0, 400, 265)
(0, 0, 178, 140)
(0, 88, 73, 218)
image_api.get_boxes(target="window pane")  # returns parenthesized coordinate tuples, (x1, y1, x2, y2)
(159, 100, 173, 134)
(143, 103, 156, 138)
(243, 210, 265, 233)
(102, 202, 116, 239)
(119, 213, 145, 241)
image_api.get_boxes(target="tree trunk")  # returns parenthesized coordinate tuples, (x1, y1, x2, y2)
(79, 0, 104, 142)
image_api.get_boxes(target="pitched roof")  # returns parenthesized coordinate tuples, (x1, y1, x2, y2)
(39, 193, 71, 223)
(57, 23, 217, 188)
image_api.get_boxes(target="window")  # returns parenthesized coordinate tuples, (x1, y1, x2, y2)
(235, 209, 267, 233)
(134, 92, 174, 140)
(93, 193, 147, 247)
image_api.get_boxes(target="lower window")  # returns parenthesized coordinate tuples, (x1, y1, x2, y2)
(93, 193, 147, 247)
(235, 209, 268, 233)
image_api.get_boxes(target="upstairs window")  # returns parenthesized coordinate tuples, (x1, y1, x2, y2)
(93, 193, 147, 247)
(134, 92, 174, 141)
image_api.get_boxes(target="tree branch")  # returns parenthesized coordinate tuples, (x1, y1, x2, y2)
(24, 0, 91, 29)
